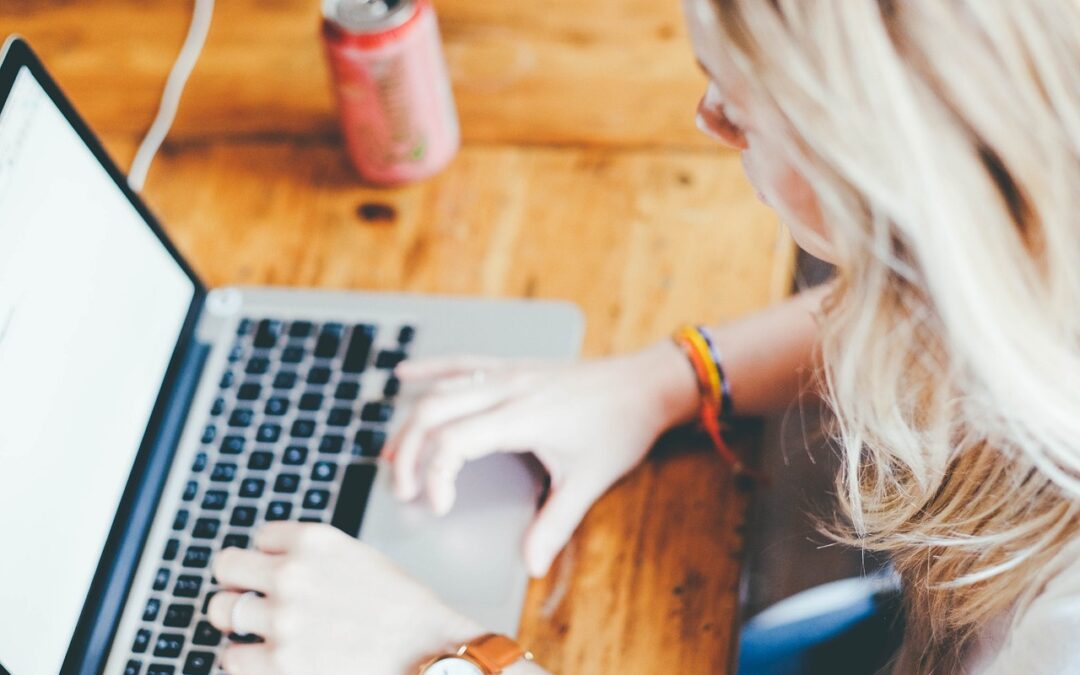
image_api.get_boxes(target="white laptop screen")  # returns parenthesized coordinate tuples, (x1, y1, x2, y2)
(0, 66, 196, 675)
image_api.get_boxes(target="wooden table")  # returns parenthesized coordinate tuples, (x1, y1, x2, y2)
(3, 1, 792, 672)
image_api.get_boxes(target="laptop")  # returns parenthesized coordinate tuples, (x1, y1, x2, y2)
(0, 36, 583, 675)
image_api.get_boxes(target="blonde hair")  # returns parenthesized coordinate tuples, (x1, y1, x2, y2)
(701, 0, 1080, 670)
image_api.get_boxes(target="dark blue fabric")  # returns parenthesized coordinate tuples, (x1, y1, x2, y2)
(737, 591, 903, 675)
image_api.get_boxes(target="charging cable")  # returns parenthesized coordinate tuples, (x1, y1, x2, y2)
(127, 0, 215, 193)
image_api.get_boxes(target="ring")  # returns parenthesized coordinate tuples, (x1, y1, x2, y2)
(231, 591, 260, 635)
(470, 369, 486, 385)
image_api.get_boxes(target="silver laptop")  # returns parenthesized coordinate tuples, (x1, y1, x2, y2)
(0, 36, 583, 675)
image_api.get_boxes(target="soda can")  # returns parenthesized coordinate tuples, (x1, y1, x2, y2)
(321, 0, 460, 185)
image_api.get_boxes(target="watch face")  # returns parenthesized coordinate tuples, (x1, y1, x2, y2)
(423, 657, 485, 675)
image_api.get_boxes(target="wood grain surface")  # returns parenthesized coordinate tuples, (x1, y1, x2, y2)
(2, 1, 793, 672)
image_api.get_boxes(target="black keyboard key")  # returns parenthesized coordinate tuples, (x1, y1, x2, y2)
(183, 546, 212, 569)
(183, 651, 215, 675)
(245, 357, 270, 375)
(220, 435, 245, 455)
(274, 474, 300, 494)
(289, 321, 313, 338)
(163, 603, 195, 628)
(202, 591, 216, 614)
(398, 324, 416, 344)
(192, 620, 222, 647)
(273, 371, 298, 389)
(182, 480, 198, 502)
(253, 319, 283, 349)
(163, 538, 180, 561)
(222, 533, 250, 549)
(354, 428, 387, 457)
(266, 501, 292, 521)
(360, 402, 393, 423)
(132, 628, 152, 654)
(299, 516, 323, 523)
(153, 568, 170, 591)
(375, 349, 406, 370)
(248, 450, 274, 470)
(237, 318, 252, 336)
(307, 366, 331, 385)
(173, 575, 202, 598)
(319, 435, 344, 454)
(327, 408, 352, 427)
(210, 463, 237, 482)
(299, 392, 323, 411)
(342, 324, 375, 373)
(265, 397, 289, 416)
(147, 666, 175, 675)
(335, 380, 360, 400)
(228, 408, 254, 428)
(331, 464, 377, 536)
(282, 345, 305, 364)
(172, 509, 189, 531)
(192, 518, 220, 540)
(153, 633, 185, 658)
(291, 419, 316, 438)
(210, 397, 226, 416)
(200, 425, 216, 444)
(228, 344, 244, 363)
(125, 659, 142, 675)
(256, 423, 282, 443)
(236, 382, 261, 401)
(231, 506, 257, 527)
(191, 452, 208, 473)
(312, 461, 336, 481)
(282, 446, 308, 465)
(219, 370, 234, 389)
(384, 376, 401, 398)
(239, 478, 265, 498)
(303, 489, 330, 510)
(314, 332, 341, 359)
(142, 597, 161, 622)
(201, 490, 228, 510)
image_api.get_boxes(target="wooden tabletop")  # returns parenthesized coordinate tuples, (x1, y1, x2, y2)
(3, 1, 792, 672)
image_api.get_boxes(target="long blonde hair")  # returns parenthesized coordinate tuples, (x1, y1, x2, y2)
(702, 0, 1080, 670)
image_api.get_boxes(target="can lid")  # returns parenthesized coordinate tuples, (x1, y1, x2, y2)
(322, 0, 415, 33)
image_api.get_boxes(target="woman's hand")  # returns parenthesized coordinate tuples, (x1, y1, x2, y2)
(386, 341, 698, 578)
(207, 522, 482, 675)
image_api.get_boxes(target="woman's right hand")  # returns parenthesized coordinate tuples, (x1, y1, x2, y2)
(385, 341, 698, 578)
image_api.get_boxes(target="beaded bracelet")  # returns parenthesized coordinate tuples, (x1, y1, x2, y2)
(672, 324, 743, 473)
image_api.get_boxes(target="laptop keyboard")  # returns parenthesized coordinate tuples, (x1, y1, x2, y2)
(122, 317, 414, 675)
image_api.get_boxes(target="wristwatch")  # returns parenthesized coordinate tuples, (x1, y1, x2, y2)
(419, 633, 534, 675)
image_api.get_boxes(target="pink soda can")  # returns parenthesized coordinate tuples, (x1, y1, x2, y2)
(321, 0, 460, 185)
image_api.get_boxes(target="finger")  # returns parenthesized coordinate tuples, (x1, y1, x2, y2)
(523, 480, 598, 578)
(212, 547, 278, 593)
(422, 406, 531, 516)
(252, 521, 308, 554)
(220, 643, 277, 675)
(206, 591, 274, 637)
(388, 383, 518, 501)
(394, 355, 505, 380)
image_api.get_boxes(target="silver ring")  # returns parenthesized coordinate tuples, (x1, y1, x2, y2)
(231, 591, 260, 634)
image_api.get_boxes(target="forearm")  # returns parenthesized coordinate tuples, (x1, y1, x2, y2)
(647, 283, 831, 427)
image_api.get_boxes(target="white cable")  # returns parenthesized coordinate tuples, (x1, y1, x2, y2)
(127, 0, 215, 193)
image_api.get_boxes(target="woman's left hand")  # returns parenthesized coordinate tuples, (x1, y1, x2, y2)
(206, 522, 481, 674)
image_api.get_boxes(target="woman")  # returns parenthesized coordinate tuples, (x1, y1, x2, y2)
(205, 0, 1080, 672)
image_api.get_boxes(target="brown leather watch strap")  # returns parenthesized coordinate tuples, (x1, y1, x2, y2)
(462, 633, 531, 674)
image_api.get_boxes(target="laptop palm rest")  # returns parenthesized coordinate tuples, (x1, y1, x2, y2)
(350, 454, 543, 634)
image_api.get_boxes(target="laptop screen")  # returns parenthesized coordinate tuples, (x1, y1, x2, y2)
(0, 65, 196, 675)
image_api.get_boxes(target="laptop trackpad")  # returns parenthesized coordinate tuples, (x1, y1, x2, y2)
(356, 454, 542, 633)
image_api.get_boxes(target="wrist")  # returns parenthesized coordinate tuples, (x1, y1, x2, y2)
(632, 339, 701, 431)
